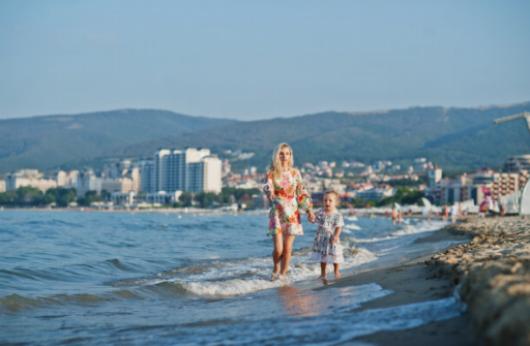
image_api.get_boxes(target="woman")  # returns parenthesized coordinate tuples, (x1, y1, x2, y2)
(263, 143, 315, 281)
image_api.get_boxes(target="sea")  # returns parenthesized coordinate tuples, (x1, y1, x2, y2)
(1, 210, 465, 345)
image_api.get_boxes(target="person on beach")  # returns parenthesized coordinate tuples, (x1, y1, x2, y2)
(450, 203, 459, 223)
(311, 190, 345, 282)
(263, 143, 315, 281)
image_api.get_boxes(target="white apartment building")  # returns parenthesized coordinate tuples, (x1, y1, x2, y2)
(201, 156, 222, 193)
(0, 179, 5, 193)
(56, 170, 79, 188)
(144, 148, 222, 194)
(5, 170, 57, 192)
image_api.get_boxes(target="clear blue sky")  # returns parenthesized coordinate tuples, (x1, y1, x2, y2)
(1, 0, 529, 120)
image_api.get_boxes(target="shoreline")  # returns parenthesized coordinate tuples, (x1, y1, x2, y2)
(313, 226, 476, 345)
(324, 216, 530, 345)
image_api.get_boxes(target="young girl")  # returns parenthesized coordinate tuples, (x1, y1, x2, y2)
(312, 190, 344, 281)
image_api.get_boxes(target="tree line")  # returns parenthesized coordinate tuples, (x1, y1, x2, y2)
(0, 186, 262, 209)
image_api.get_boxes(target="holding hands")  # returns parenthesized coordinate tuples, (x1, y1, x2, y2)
(307, 209, 316, 223)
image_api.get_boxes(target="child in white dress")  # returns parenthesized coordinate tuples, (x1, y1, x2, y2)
(312, 191, 344, 281)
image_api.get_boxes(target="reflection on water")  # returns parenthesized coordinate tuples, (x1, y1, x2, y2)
(278, 285, 322, 317)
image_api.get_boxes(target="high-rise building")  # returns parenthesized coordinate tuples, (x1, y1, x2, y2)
(139, 161, 155, 193)
(144, 148, 222, 194)
(202, 156, 222, 193)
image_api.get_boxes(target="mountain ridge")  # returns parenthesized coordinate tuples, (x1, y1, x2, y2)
(0, 102, 529, 174)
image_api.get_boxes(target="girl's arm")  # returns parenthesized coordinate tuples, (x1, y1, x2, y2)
(332, 214, 345, 243)
(332, 226, 342, 244)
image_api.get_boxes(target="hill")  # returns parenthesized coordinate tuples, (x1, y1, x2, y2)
(0, 103, 529, 174)
(0, 109, 236, 173)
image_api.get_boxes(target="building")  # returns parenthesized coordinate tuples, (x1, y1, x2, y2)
(143, 148, 222, 194)
(56, 170, 79, 188)
(491, 172, 529, 200)
(0, 179, 5, 193)
(139, 161, 155, 193)
(201, 156, 222, 193)
(504, 155, 530, 173)
(101, 177, 135, 193)
(427, 167, 443, 188)
(76, 170, 102, 196)
(5, 170, 57, 192)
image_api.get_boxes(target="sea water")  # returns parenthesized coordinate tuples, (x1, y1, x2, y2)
(1, 210, 464, 345)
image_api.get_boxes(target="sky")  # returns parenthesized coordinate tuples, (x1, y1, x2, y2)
(1, 0, 529, 120)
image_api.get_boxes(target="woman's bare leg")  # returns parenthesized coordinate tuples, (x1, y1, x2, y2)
(272, 233, 284, 276)
(280, 234, 295, 275)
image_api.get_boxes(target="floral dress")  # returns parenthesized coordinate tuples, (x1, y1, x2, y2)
(263, 169, 313, 236)
(312, 209, 345, 264)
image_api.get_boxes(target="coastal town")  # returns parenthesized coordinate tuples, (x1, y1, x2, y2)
(0, 147, 528, 215)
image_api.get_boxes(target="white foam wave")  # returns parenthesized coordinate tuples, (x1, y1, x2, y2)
(352, 220, 447, 244)
(390, 220, 447, 236)
(176, 247, 377, 298)
(344, 223, 362, 231)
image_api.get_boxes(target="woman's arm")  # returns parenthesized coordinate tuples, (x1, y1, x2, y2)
(263, 171, 275, 203)
(294, 169, 312, 211)
(294, 169, 315, 221)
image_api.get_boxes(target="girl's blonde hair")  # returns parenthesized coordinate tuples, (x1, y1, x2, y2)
(270, 143, 294, 178)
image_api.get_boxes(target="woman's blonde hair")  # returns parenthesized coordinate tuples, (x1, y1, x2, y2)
(270, 143, 294, 178)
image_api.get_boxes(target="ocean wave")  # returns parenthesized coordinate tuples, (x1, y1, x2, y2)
(0, 290, 142, 313)
(111, 246, 378, 298)
(351, 220, 447, 244)
(344, 223, 362, 231)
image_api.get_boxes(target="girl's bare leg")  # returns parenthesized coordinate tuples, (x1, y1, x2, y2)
(320, 262, 327, 279)
(334, 263, 341, 279)
(280, 234, 295, 275)
(272, 233, 284, 276)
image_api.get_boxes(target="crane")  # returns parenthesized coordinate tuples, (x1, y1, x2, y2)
(494, 111, 530, 215)
(494, 111, 530, 131)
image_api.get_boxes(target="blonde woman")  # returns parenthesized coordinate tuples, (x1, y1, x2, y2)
(263, 143, 315, 281)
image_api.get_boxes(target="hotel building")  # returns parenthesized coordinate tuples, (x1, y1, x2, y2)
(142, 148, 222, 194)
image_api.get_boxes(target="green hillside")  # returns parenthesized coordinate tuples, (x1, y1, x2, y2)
(0, 109, 235, 172)
(0, 103, 529, 174)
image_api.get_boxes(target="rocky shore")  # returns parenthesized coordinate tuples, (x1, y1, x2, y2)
(427, 216, 530, 346)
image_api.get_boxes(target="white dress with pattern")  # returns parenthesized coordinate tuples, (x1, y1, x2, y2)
(311, 209, 345, 264)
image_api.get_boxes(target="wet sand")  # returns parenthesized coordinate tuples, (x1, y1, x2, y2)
(321, 227, 477, 345)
